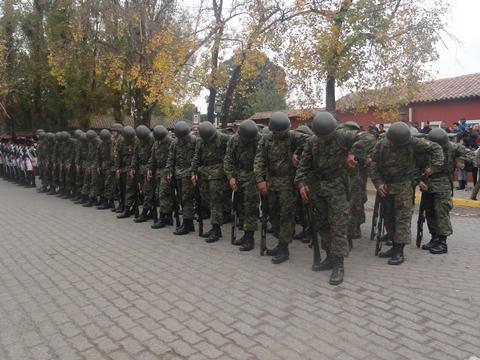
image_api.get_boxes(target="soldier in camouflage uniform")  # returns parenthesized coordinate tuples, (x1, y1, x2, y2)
(370, 122, 444, 265)
(148, 125, 174, 229)
(130, 125, 155, 222)
(58, 132, 76, 198)
(65, 130, 83, 199)
(96, 129, 114, 209)
(254, 112, 307, 264)
(295, 112, 375, 285)
(107, 123, 124, 211)
(224, 120, 260, 251)
(419, 128, 475, 254)
(36, 130, 48, 193)
(191, 122, 230, 243)
(115, 126, 136, 215)
(168, 121, 197, 235)
(47, 132, 63, 195)
(43, 133, 55, 193)
(82, 130, 102, 207)
(73, 132, 88, 202)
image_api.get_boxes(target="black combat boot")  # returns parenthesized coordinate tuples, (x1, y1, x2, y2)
(312, 252, 333, 271)
(77, 195, 89, 204)
(206, 224, 222, 243)
(62, 191, 72, 199)
(429, 236, 448, 254)
(200, 228, 213, 238)
(134, 208, 149, 223)
(174, 219, 195, 235)
(37, 186, 48, 193)
(329, 257, 344, 285)
(388, 243, 405, 265)
(239, 231, 254, 252)
(115, 202, 125, 213)
(378, 246, 394, 258)
(56, 189, 64, 197)
(272, 243, 289, 264)
(72, 192, 82, 202)
(46, 188, 57, 195)
(97, 198, 109, 210)
(94, 197, 102, 207)
(151, 213, 173, 229)
(421, 235, 438, 250)
(232, 233, 245, 246)
(265, 245, 279, 256)
(83, 197, 95, 207)
(117, 207, 131, 219)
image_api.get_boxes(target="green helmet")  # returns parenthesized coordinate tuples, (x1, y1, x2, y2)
(35, 129, 45, 137)
(73, 129, 83, 139)
(46, 132, 55, 141)
(110, 123, 124, 132)
(238, 120, 258, 141)
(79, 132, 87, 143)
(100, 129, 112, 141)
(174, 121, 190, 138)
(386, 122, 411, 146)
(198, 121, 216, 141)
(122, 126, 136, 140)
(86, 129, 97, 141)
(153, 125, 168, 141)
(295, 125, 314, 136)
(312, 111, 337, 137)
(428, 127, 448, 146)
(55, 131, 63, 141)
(344, 121, 360, 130)
(135, 125, 151, 141)
(268, 112, 290, 133)
(38, 131, 46, 140)
(62, 131, 70, 140)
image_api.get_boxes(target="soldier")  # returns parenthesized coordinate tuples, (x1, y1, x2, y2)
(191, 122, 230, 243)
(295, 112, 375, 285)
(68, 129, 83, 199)
(73, 132, 88, 202)
(167, 121, 197, 235)
(96, 129, 114, 209)
(107, 123, 124, 211)
(420, 128, 475, 254)
(224, 119, 260, 251)
(47, 132, 63, 195)
(254, 112, 306, 264)
(43, 132, 56, 193)
(370, 122, 444, 265)
(81, 130, 101, 207)
(36, 130, 48, 193)
(115, 126, 136, 216)
(58, 131, 75, 198)
(130, 125, 155, 222)
(148, 125, 174, 228)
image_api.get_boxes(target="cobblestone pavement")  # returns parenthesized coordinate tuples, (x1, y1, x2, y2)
(1, 180, 480, 360)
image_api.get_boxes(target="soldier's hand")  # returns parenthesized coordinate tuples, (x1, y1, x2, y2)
(191, 175, 198, 187)
(85, 168, 90, 176)
(229, 177, 238, 192)
(299, 184, 310, 203)
(364, 157, 372, 168)
(115, 169, 120, 178)
(97, 167, 100, 175)
(166, 175, 171, 183)
(419, 181, 428, 191)
(76, 165, 79, 172)
(423, 167, 433, 177)
(129, 169, 135, 178)
(292, 154, 300, 167)
(147, 169, 152, 181)
(256, 181, 268, 196)
(346, 154, 358, 168)
(377, 184, 388, 198)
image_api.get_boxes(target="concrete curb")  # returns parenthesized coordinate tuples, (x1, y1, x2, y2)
(414, 194, 480, 208)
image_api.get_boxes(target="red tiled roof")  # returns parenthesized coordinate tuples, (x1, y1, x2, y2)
(249, 108, 323, 121)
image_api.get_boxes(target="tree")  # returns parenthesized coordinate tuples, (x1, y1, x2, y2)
(277, 0, 448, 114)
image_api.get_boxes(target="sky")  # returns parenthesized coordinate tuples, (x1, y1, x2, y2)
(193, 0, 480, 113)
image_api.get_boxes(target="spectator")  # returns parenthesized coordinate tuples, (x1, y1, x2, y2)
(378, 123, 385, 134)
(452, 122, 459, 133)
(471, 147, 480, 200)
(441, 121, 451, 133)
(459, 118, 470, 133)
(420, 121, 432, 134)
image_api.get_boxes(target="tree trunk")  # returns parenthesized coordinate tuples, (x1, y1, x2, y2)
(207, 0, 224, 124)
(325, 74, 336, 114)
(220, 61, 243, 127)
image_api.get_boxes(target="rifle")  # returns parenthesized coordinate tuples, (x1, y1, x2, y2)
(374, 196, 385, 256)
(172, 178, 181, 228)
(134, 178, 143, 218)
(194, 185, 204, 237)
(307, 202, 322, 271)
(416, 192, 427, 248)
(231, 191, 238, 245)
(371, 194, 381, 241)
(260, 195, 268, 256)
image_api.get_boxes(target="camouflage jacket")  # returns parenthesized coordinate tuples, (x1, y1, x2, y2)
(98, 140, 113, 170)
(75, 141, 89, 169)
(191, 132, 230, 180)
(254, 131, 307, 191)
(85, 138, 101, 169)
(370, 137, 444, 194)
(148, 136, 172, 175)
(131, 136, 154, 176)
(115, 137, 137, 173)
(61, 139, 75, 167)
(224, 134, 260, 183)
(166, 134, 197, 179)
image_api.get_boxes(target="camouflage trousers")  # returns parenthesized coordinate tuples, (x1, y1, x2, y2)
(348, 171, 368, 239)
(383, 182, 414, 245)
(203, 178, 227, 225)
(89, 169, 104, 198)
(103, 168, 115, 200)
(156, 169, 172, 214)
(125, 173, 139, 207)
(141, 175, 155, 210)
(117, 172, 127, 206)
(423, 191, 453, 238)
(178, 176, 194, 220)
(236, 179, 259, 232)
(81, 168, 92, 196)
(311, 180, 350, 257)
(75, 166, 84, 194)
(268, 188, 295, 244)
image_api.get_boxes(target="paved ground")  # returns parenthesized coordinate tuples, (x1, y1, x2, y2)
(0, 180, 480, 360)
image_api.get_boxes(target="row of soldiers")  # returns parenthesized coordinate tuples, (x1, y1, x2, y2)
(27, 110, 474, 286)
(0, 139, 37, 187)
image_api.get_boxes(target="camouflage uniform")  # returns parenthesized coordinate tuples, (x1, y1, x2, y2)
(98, 138, 113, 200)
(125, 136, 154, 209)
(370, 137, 444, 244)
(81, 138, 98, 197)
(191, 132, 230, 226)
(224, 133, 260, 232)
(254, 131, 305, 246)
(109, 135, 121, 203)
(166, 134, 197, 221)
(75, 140, 88, 196)
(115, 136, 136, 208)
(60, 138, 75, 195)
(88, 138, 103, 200)
(65, 137, 77, 196)
(295, 129, 374, 257)
(148, 135, 173, 214)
